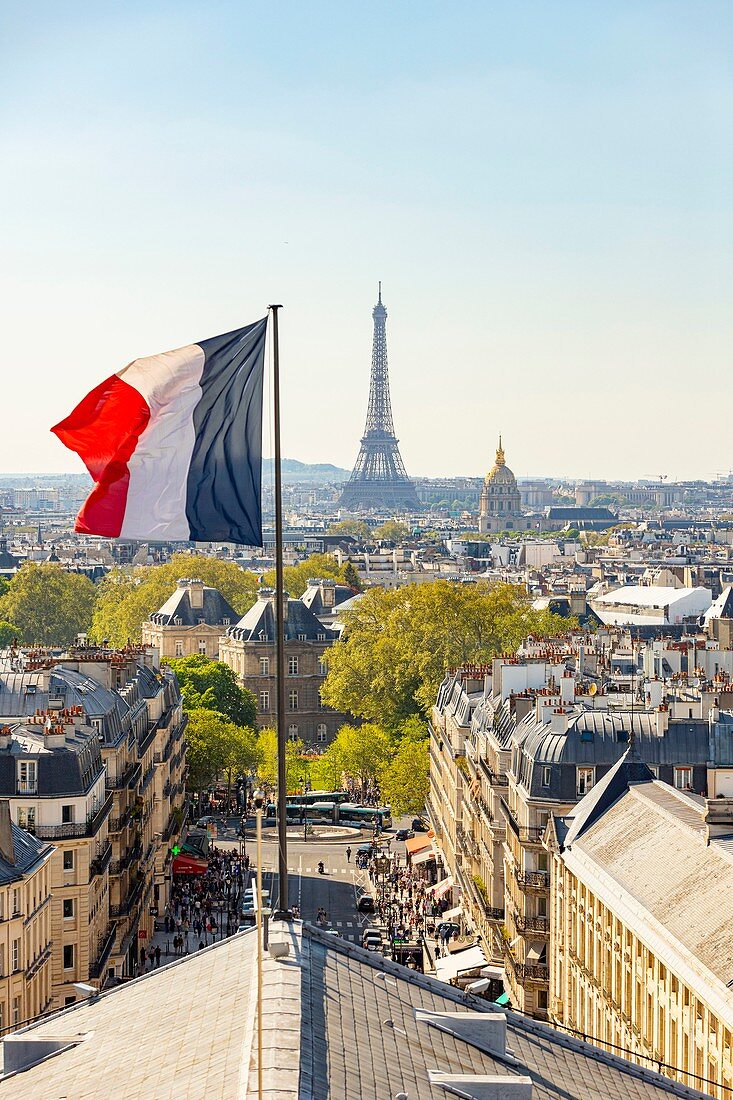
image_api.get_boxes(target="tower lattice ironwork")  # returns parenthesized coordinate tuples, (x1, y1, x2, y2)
(339, 286, 420, 511)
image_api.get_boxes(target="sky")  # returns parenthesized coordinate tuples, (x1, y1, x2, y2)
(1, 1, 731, 482)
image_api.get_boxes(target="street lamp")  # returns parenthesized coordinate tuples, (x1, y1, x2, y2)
(252, 788, 265, 1100)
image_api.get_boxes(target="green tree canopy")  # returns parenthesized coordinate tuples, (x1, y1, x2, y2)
(379, 738, 429, 817)
(90, 553, 259, 647)
(255, 728, 308, 793)
(309, 742, 345, 792)
(165, 655, 257, 727)
(0, 621, 21, 647)
(185, 708, 258, 794)
(327, 520, 371, 540)
(327, 723, 392, 789)
(263, 553, 351, 600)
(372, 520, 410, 543)
(0, 563, 96, 645)
(321, 580, 575, 727)
(342, 561, 363, 592)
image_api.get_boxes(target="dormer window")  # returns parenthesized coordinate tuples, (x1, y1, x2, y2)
(17, 761, 37, 795)
(298, 634, 307, 642)
(222, 618, 230, 626)
(173, 617, 182, 626)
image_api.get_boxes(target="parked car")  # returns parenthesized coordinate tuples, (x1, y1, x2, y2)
(395, 828, 414, 841)
(357, 893, 376, 913)
(362, 931, 383, 950)
(412, 818, 428, 832)
(435, 921, 461, 939)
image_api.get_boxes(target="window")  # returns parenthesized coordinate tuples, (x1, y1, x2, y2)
(63, 850, 74, 871)
(17, 760, 37, 794)
(288, 690, 298, 711)
(298, 633, 307, 642)
(0, 944, 4, 976)
(64, 996, 76, 1006)
(12, 888, 20, 916)
(63, 899, 74, 919)
(12, 939, 20, 972)
(0, 1002, 3, 1029)
(288, 724, 299, 741)
(577, 767, 595, 796)
(197, 639, 207, 655)
(318, 692, 327, 711)
(259, 657, 270, 676)
(674, 767, 693, 790)
(222, 617, 230, 626)
(317, 633, 326, 642)
(542, 766, 551, 787)
(537, 989, 548, 1011)
(12, 997, 20, 1026)
(63, 944, 74, 970)
(288, 656, 299, 676)
(17, 806, 36, 832)
(174, 640, 184, 657)
(61, 805, 75, 824)
(648, 764, 659, 777)
(259, 691, 270, 712)
(317, 724, 328, 743)
(317, 661, 327, 677)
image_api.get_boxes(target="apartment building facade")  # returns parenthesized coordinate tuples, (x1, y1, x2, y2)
(0, 801, 54, 1032)
(546, 753, 733, 1099)
(142, 578, 238, 660)
(428, 635, 733, 1019)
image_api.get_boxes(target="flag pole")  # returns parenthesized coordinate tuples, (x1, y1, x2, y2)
(269, 303, 290, 917)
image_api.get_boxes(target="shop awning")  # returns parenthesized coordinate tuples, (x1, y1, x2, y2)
(173, 854, 208, 876)
(495, 991, 511, 1006)
(480, 964, 505, 982)
(405, 835, 432, 856)
(428, 876, 454, 898)
(442, 906, 463, 922)
(411, 848, 436, 865)
(526, 944, 546, 963)
(434, 945, 487, 982)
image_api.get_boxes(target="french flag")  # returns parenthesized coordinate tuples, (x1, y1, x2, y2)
(52, 318, 267, 545)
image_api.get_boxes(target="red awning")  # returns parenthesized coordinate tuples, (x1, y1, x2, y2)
(405, 836, 432, 856)
(173, 854, 208, 876)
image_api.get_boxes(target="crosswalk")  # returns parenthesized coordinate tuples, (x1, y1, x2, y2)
(290, 867, 356, 876)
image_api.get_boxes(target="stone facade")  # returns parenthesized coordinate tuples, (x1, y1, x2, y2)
(478, 439, 531, 534)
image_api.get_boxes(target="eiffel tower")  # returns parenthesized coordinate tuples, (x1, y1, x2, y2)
(339, 286, 420, 511)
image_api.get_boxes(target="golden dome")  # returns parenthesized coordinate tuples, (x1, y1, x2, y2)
(485, 435, 515, 484)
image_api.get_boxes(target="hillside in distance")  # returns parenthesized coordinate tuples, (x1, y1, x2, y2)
(262, 458, 350, 484)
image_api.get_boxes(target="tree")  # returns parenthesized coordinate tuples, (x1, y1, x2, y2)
(0, 621, 20, 646)
(327, 520, 370, 540)
(379, 739, 429, 817)
(321, 580, 576, 728)
(165, 655, 257, 727)
(372, 520, 410, 543)
(185, 708, 258, 797)
(328, 723, 391, 789)
(89, 553, 259, 647)
(0, 563, 96, 645)
(263, 553, 350, 600)
(255, 728, 308, 793)
(342, 562, 362, 592)
(309, 742, 345, 791)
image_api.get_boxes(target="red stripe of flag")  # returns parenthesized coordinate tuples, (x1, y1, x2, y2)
(51, 375, 151, 538)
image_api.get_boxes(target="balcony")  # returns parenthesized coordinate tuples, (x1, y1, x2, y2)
(501, 800, 546, 846)
(90, 840, 113, 879)
(34, 792, 113, 840)
(504, 944, 550, 983)
(109, 839, 142, 877)
(110, 876, 144, 920)
(515, 869, 550, 890)
(89, 923, 117, 979)
(106, 760, 142, 791)
(478, 758, 509, 786)
(513, 912, 550, 935)
(109, 807, 131, 834)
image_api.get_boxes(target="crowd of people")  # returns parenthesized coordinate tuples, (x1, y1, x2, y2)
(366, 849, 458, 953)
(139, 845, 250, 971)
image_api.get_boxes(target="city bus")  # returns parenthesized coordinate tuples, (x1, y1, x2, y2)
(266, 801, 338, 824)
(337, 804, 392, 829)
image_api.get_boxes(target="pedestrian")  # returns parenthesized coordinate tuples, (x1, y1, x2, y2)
(139, 946, 147, 972)
(155, 944, 162, 968)
(345, 846, 352, 863)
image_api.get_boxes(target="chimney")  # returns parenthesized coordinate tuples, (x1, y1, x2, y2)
(0, 801, 14, 865)
(560, 672, 574, 704)
(0, 725, 12, 751)
(705, 798, 733, 845)
(655, 703, 669, 735)
(187, 579, 205, 610)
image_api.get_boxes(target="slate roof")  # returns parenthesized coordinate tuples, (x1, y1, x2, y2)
(149, 583, 238, 627)
(227, 593, 338, 643)
(547, 507, 617, 521)
(0, 922, 713, 1099)
(560, 778, 733, 1028)
(0, 823, 53, 886)
(300, 580, 355, 617)
(704, 585, 733, 623)
(0, 722, 104, 798)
